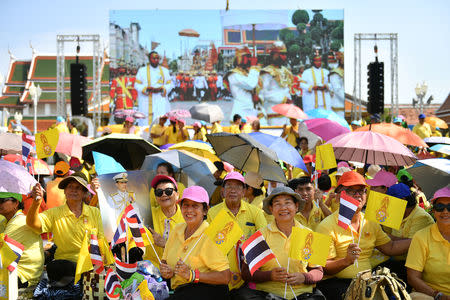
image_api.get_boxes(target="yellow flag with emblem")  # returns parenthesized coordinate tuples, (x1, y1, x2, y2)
(35, 127, 59, 159)
(315, 144, 337, 170)
(289, 227, 331, 266)
(75, 231, 93, 283)
(365, 191, 407, 230)
(204, 209, 243, 256)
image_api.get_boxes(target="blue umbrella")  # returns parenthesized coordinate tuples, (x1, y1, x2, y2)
(429, 144, 450, 155)
(248, 132, 307, 172)
(305, 108, 350, 129)
(92, 151, 126, 175)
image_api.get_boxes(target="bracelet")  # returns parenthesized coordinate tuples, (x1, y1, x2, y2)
(188, 270, 193, 282)
(434, 292, 443, 300)
(194, 269, 200, 283)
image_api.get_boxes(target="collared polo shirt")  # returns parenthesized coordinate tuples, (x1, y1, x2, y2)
(295, 203, 325, 231)
(150, 124, 167, 146)
(38, 202, 104, 262)
(162, 221, 229, 289)
(405, 224, 450, 294)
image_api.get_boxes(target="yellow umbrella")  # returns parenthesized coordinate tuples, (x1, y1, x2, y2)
(169, 141, 220, 163)
(425, 116, 448, 129)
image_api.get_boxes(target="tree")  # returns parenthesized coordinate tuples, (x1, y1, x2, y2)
(168, 59, 178, 73)
(296, 23, 307, 33)
(292, 10, 309, 25)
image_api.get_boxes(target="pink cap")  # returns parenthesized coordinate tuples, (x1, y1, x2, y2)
(223, 171, 245, 184)
(431, 186, 450, 203)
(193, 121, 201, 127)
(169, 116, 177, 122)
(125, 116, 135, 123)
(337, 161, 351, 168)
(178, 118, 186, 124)
(179, 185, 209, 205)
(151, 174, 178, 189)
(366, 170, 397, 187)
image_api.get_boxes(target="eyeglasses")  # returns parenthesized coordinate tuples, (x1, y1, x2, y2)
(433, 203, 450, 212)
(155, 188, 175, 197)
(344, 188, 367, 196)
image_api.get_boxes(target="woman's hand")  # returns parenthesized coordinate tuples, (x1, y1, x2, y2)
(91, 177, 100, 193)
(345, 243, 361, 264)
(160, 260, 174, 279)
(286, 272, 306, 285)
(31, 183, 44, 201)
(270, 267, 288, 283)
(174, 259, 191, 280)
(148, 227, 166, 248)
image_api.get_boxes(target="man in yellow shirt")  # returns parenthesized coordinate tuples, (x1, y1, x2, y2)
(412, 113, 433, 139)
(281, 118, 299, 148)
(150, 114, 168, 147)
(28, 172, 105, 287)
(229, 114, 242, 134)
(211, 120, 223, 133)
(207, 172, 267, 291)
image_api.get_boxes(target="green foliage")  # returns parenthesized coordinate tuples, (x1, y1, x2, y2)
(330, 40, 342, 52)
(168, 59, 178, 73)
(313, 12, 324, 23)
(304, 37, 313, 48)
(310, 27, 322, 43)
(288, 44, 300, 56)
(292, 10, 309, 25)
(278, 28, 293, 41)
(331, 24, 344, 40)
(296, 23, 307, 33)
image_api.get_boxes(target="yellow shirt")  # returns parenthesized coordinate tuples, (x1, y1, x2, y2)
(229, 124, 241, 134)
(300, 149, 312, 157)
(242, 124, 252, 133)
(177, 128, 189, 143)
(412, 123, 432, 139)
(164, 125, 179, 144)
(162, 221, 229, 289)
(0, 211, 44, 285)
(245, 195, 265, 210)
(144, 205, 185, 266)
(255, 220, 314, 297)
(316, 211, 391, 279)
(211, 122, 223, 133)
(150, 124, 167, 146)
(38, 202, 104, 262)
(149, 181, 185, 209)
(207, 200, 267, 289)
(283, 125, 299, 148)
(295, 203, 324, 231)
(405, 224, 450, 294)
(193, 128, 207, 142)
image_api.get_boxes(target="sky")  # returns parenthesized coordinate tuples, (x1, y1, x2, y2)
(1, 0, 449, 105)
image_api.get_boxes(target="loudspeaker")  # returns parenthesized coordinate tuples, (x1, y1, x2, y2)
(70, 63, 88, 116)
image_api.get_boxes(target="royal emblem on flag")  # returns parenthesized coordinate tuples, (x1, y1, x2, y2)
(301, 232, 313, 260)
(215, 221, 234, 245)
(375, 196, 389, 223)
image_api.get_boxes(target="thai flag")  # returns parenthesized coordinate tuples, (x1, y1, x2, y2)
(21, 133, 35, 165)
(241, 231, 276, 275)
(104, 268, 122, 299)
(114, 256, 137, 280)
(4, 234, 24, 272)
(338, 191, 360, 230)
(124, 204, 145, 248)
(89, 233, 104, 274)
(110, 217, 127, 248)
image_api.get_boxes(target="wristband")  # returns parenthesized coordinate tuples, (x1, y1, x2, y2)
(188, 270, 193, 282)
(194, 269, 200, 283)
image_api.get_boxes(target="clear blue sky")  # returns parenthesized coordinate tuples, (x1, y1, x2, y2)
(1, 0, 449, 105)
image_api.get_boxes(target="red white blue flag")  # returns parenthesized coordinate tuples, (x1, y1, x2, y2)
(338, 191, 360, 230)
(21, 133, 35, 165)
(241, 230, 276, 275)
(4, 234, 24, 272)
(104, 268, 122, 299)
(110, 217, 127, 248)
(89, 233, 104, 274)
(124, 204, 145, 248)
(114, 256, 137, 280)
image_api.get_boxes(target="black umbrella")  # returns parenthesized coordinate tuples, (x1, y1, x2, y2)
(82, 133, 160, 170)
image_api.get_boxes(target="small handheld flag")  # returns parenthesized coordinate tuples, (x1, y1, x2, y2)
(365, 191, 407, 230)
(338, 191, 360, 230)
(89, 233, 104, 274)
(3, 234, 24, 272)
(204, 209, 243, 256)
(21, 133, 35, 165)
(289, 227, 331, 266)
(124, 204, 145, 248)
(315, 144, 337, 170)
(104, 268, 122, 299)
(241, 231, 276, 275)
(35, 127, 59, 159)
(114, 256, 137, 280)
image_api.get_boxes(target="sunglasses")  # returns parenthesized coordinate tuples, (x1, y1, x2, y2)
(433, 203, 450, 212)
(155, 188, 175, 197)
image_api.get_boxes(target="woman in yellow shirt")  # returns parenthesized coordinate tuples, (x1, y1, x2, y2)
(406, 186, 450, 300)
(149, 162, 186, 209)
(298, 137, 312, 157)
(160, 186, 231, 299)
(192, 121, 207, 142)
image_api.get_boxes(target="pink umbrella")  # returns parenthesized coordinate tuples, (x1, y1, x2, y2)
(167, 109, 191, 119)
(272, 104, 308, 120)
(326, 131, 417, 166)
(114, 109, 146, 119)
(55, 133, 91, 159)
(0, 160, 37, 194)
(304, 118, 350, 141)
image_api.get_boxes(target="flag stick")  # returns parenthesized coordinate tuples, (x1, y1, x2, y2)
(284, 257, 290, 299)
(182, 233, 204, 262)
(274, 257, 297, 300)
(144, 228, 161, 265)
(350, 229, 358, 268)
(357, 217, 364, 247)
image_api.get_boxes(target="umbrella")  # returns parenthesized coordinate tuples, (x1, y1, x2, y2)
(141, 150, 217, 196)
(82, 133, 160, 170)
(306, 108, 351, 129)
(0, 160, 37, 194)
(424, 136, 450, 146)
(303, 118, 350, 142)
(248, 132, 307, 171)
(407, 158, 450, 199)
(166, 109, 191, 119)
(189, 103, 224, 123)
(272, 104, 308, 120)
(425, 116, 448, 129)
(178, 29, 200, 38)
(92, 151, 126, 176)
(355, 123, 428, 148)
(169, 140, 220, 163)
(114, 109, 146, 119)
(429, 144, 450, 155)
(3, 154, 51, 175)
(326, 131, 417, 166)
(55, 132, 91, 159)
(206, 132, 287, 183)
(0, 133, 21, 155)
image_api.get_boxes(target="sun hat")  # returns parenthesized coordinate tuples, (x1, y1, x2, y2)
(336, 167, 352, 176)
(337, 171, 367, 187)
(125, 116, 135, 123)
(366, 165, 381, 179)
(244, 172, 263, 189)
(418, 113, 426, 119)
(431, 186, 450, 203)
(178, 185, 209, 205)
(393, 117, 403, 124)
(387, 183, 411, 199)
(58, 172, 89, 190)
(397, 169, 413, 182)
(151, 174, 178, 189)
(262, 186, 305, 215)
(54, 161, 70, 176)
(0, 192, 22, 202)
(192, 121, 201, 128)
(223, 171, 245, 184)
(366, 170, 397, 187)
(337, 161, 351, 169)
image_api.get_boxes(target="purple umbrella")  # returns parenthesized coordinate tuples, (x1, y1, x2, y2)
(303, 118, 350, 142)
(0, 160, 38, 194)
